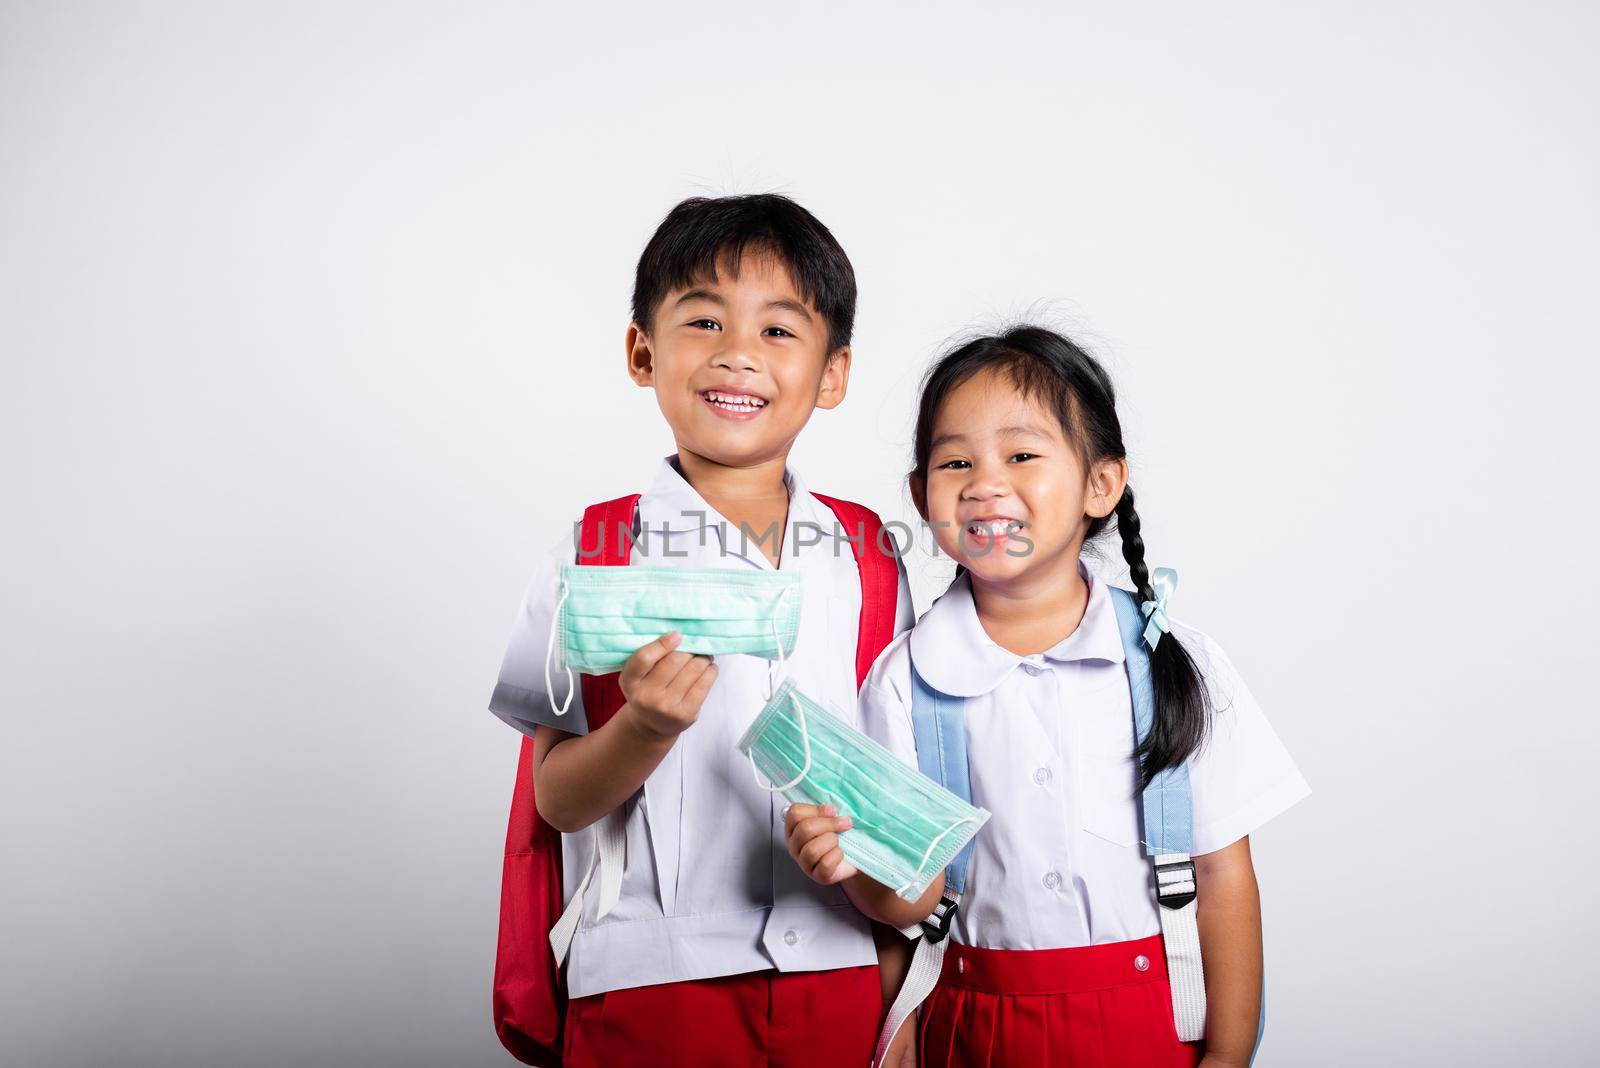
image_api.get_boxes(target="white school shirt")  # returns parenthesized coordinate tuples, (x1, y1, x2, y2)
(859, 565, 1310, 951)
(489, 455, 914, 997)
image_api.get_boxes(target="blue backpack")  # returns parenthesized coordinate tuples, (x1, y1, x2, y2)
(872, 585, 1265, 1066)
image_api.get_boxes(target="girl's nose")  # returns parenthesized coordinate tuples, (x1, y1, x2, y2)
(960, 462, 1011, 501)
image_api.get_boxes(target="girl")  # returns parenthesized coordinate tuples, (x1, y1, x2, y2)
(785, 325, 1309, 1067)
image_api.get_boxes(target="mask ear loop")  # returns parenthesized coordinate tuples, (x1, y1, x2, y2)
(765, 584, 793, 701)
(750, 688, 811, 792)
(543, 577, 576, 717)
(893, 815, 982, 898)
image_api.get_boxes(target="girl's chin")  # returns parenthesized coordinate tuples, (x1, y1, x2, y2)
(959, 556, 1031, 581)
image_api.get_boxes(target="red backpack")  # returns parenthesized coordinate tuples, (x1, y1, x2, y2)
(492, 493, 902, 1065)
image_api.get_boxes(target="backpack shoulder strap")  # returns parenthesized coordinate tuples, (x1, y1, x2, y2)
(1108, 585, 1193, 857)
(576, 494, 640, 733)
(907, 664, 975, 896)
(812, 493, 900, 691)
(875, 664, 972, 1062)
(1109, 584, 1208, 1044)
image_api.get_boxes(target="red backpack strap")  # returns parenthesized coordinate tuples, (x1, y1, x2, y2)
(576, 494, 640, 732)
(813, 494, 901, 690)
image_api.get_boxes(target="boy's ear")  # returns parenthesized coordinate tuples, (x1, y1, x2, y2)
(814, 347, 852, 411)
(908, 472, 929, 522)
(1085, 457, 1128, 519)
(625, 323, 654, 386)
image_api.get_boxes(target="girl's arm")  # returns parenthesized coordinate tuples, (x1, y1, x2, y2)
(784, 802, 945, 929)
(873, 924, 918, 1068)
(1194, 836, 1264, 1068)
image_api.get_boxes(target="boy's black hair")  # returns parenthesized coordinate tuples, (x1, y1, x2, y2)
(632, 194, 857, 352)
(911, 324, 1210, 790)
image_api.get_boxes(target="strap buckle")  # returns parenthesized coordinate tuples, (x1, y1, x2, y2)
(920, 893, 959, 944)
(1154, 858, 1196, 911)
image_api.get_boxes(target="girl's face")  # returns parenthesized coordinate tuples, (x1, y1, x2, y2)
(915, 367, 1122, 587)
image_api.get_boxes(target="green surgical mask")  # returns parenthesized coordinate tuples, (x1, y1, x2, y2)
(544, 564, 802, 716)
(738, 679, 989, 902)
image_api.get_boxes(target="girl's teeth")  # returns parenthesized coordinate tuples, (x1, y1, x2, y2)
(969, 520, 1022, 535)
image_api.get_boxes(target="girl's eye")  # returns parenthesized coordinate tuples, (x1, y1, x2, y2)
(1010, 453, 1037, 463)
(689, 318, 720, 331)
(936, 459, 970, 471)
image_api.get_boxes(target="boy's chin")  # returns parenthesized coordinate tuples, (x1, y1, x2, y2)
(674, 426, 792, 470)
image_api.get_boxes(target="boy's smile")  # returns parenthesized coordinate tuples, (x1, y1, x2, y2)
(700, 387, 769, 419)
(626, 247, 849, 471)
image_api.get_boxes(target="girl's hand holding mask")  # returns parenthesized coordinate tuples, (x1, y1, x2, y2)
(784, 802, 859, 886)
(617, 631, 719, 740)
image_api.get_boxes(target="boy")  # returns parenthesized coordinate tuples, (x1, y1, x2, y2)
(488, 194, 914, 1067)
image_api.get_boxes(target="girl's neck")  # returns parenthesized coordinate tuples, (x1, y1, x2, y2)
(968, 541, 1091, 657)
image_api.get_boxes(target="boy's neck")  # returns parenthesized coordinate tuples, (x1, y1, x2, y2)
(968, 541, 1091, 657)
(673, 447, 792, 566)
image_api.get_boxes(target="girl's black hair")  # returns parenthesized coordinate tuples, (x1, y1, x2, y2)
(632, 194, 857, 352)
(911, 324, 1208, 789)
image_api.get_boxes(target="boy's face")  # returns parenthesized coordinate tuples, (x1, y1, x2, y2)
(626, 249, 849, 471)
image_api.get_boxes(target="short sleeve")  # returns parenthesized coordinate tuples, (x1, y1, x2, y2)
(487, 529, 588, 737)
(1185, 632, 1311, 856)
(857, 641, 918, 771)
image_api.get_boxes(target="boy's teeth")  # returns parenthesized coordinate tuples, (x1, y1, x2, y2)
(705, 390, 767, 411)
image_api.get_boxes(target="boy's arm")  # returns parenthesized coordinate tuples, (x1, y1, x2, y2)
(532, 632, 717, 833)
(1193, 836, 1264, 1068)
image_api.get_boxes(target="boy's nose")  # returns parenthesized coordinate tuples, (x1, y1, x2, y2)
(712, 340, 761, 373)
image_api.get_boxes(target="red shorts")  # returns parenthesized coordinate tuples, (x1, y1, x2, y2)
(919, 935, 1201, 1068)
(563, 964, 880, 1068)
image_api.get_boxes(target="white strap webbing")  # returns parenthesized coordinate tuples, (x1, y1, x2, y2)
(1154, 852, 1206, 1042)
(548, 809, 627, 963)
(872, 894, 959, 1068)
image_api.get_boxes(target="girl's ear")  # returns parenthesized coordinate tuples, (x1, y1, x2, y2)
(814, 347, 852, 411)
(625, 323, 654, 386)
(908, 472, 929, 522)
(1085, 457, 1128, 519)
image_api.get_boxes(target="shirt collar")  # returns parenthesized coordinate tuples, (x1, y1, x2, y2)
(908, 561, 1127, 697)
(634, 454, 824, 567)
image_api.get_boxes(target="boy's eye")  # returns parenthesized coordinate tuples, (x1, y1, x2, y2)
(763, 326, 794, 338)
(689, 318, 720, 330)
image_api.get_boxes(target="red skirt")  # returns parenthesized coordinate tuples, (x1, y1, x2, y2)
(919, 935, 1201, 1068)
(563, 964, 880, 1068)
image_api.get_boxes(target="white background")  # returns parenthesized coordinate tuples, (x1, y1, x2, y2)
(3, 2, 1596, 1064)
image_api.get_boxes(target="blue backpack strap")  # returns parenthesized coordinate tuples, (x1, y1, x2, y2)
(1108, 586, 1193, 857)
(908, 664, 975, 896)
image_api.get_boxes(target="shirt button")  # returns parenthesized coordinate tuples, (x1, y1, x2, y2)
(783, 929, 799, 947)
(1033, 767, 1052, 786)
(1042, 871, 1062, 890)
(1134, 954, 1151, 972)
(1022, 661, 1044, 676)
